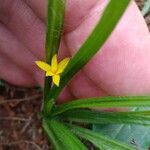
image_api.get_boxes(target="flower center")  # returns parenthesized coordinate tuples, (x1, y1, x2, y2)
(52, 67, 58, 74)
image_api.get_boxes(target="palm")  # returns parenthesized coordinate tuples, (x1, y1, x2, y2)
(0, 0, 150, 103)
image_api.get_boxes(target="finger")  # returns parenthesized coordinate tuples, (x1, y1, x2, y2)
(57, 86, 76, 104)
(69, 71, 107, 99)
(24, 0, 101, 33)
(65, 0, 104, 33)
(0, 0, 45, 59)
(25, 0, 47, 21)
(0, 53, 35, 87)
(0, 23, 37, 73)
(0, 23, 45, 86)
(65, 1, 150, 96)
(57, 70, 108, 103)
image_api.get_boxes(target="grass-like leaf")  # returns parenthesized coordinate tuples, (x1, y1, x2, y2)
(44, 0, 66, 113)
(67, 124, 136, 150)
(45, 0, 131, 102)
(44, 0, 66, 97)
(43, 119, 64, 150)
(52, 96, 150, 115)
(44, 119, 88, 150)
(59, 109, 150, 126)
(45, 0, 65, 61)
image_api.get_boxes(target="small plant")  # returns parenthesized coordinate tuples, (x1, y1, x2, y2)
(36, 0, 150, 149)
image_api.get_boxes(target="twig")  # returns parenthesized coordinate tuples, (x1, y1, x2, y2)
(0, 117, 31, 122)
(0, 140, 42, 150)
(21, 117, 32, 133)
(0, 94, 42, 105)
(26, 141, 42, 150)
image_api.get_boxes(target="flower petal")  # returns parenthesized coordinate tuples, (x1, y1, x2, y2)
(35, 61, 51, 71)
(57, 58, 70, 74)
(52, 75, 60, 86)
(51, 54, 58, 73)
(46, 70, 54, 76)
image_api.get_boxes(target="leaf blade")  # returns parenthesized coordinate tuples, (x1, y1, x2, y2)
(46, 0, 131, 101)
(59, 109, 150, 126)
(52, 96, 150, 115)
(43, 119, 65, 150)
(44, 0, 66, 113)
(67, 124, 136, 150)
(93, 107, 150, 149)
(46, 119, 88, 150)
(142, 0, 150, 16)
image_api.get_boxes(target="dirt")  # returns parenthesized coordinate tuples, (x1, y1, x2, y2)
(0, 85, 49, 150)
(0, 1, 150, 150)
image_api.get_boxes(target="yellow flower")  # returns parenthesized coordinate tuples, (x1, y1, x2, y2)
(35, 54, 70, 86)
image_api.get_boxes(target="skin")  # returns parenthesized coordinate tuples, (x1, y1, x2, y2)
(0, 0, 150, 103)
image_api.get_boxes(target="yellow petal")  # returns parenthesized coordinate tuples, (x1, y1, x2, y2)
(46, 70, 54, 76)
(51, 54, 58, 73)
(57, 58, 70, 74)
(52, 75, 60, 86)
(35, 61, 51, 71)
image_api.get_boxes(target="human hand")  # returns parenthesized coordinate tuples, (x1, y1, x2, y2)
(0, 0, 150, 102)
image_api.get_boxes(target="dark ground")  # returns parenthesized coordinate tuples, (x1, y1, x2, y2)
(0, 1, 150, 150)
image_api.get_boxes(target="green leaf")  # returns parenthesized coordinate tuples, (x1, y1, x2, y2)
(52, 96, 150, 116)
(43, 119, 65, 150)
(44, 0, 66, 113)
(93, 108, 150, 149)
(44, 0, 66, 94)
(142, 0, 150, 16)
(59, 109, 150, 126)
(45, 0, 65, 61)
(46, 0, 131, 101)
(45, 119, 88, 150)
(67, 124, 136, 150)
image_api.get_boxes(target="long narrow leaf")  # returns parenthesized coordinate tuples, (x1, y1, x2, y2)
(52, 96, 150, 115)
(46, 119, 88, 150)
(44, 0, 66, 100)
(67, 124, 136, 150)
(43, 119, 64, 150)
(46, 0, 131, 102)
(59, 109, 150, 126)
(44, 0, 66, 113)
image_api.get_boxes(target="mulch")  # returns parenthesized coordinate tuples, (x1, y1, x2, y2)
(0, 85, 49, 150)
(0, 1, 149, 150)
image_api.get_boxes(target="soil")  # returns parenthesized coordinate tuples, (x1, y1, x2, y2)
(0, 1, 150, 150)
